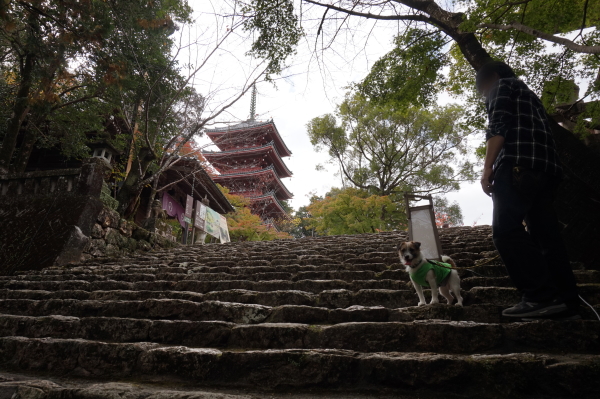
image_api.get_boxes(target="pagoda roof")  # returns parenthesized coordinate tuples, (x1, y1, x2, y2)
(202, 141, 292, 178)
(213, 165, 293, 200)
(206, 119, 292, 157)
(249, 192, 288, 219)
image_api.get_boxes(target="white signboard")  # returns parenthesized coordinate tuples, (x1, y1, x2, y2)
(410, 208, 440, 260)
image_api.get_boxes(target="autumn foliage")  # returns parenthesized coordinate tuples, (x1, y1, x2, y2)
(218, 185, 291, 241)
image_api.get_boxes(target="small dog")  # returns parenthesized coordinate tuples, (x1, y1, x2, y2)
(398, 241, 463, 307)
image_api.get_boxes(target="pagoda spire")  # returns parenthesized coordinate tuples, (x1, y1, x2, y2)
(249, 84, 257, 121)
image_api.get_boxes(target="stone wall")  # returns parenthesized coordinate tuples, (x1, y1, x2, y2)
(0, 159, 107, 275)
(551, 120, 600, 269)
(83, 207, 177, 260)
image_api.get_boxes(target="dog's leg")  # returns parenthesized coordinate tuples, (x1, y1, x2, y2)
(439, 285, 454, 305)
(426, 270, 439, 304)
(411, 279, 427, 306)
(448, 271, 463, 306)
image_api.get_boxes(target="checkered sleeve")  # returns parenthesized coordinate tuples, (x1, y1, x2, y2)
(485, 80, 514, 141)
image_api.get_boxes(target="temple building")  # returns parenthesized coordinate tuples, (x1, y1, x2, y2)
(203, 90, 293, 223)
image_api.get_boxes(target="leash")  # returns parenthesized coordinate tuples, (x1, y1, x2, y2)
(429, 255, 501, 270)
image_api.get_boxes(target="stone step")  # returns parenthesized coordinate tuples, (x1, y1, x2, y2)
(0, 287, 505, 314)
(1, 284, 598, 314)
(4, 270, 408, 282)
(0, 298, 597, 327)
(2, 267, 511, 283)
(0, 279, 413, 293)
(0, 336, 598, 397)
(468, 285, 600, 306)
(0, 376, 255, 399)
(462, 271, 600, 289)
(0, 314, 598, 354)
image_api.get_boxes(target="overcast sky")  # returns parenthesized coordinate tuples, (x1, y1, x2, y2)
(184, 0, 493, 226)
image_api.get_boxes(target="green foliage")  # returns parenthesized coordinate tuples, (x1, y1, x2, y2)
(288, 205, 318, 238)
(306, 187, 407, 236)
(433, 196, 463, 227)
(451, 0, 600, 114)
(327, 1, 600, 151)
(0, 0, 192, 167)
(241, 0, 303, 79)
(307, 93, 475, 197)
(357, 28, 446, 108)
(541, 77, 580, 109)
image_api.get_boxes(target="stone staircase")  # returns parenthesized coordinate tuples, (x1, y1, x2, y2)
(0, 226, 599, 398)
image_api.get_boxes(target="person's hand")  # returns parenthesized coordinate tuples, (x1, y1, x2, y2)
(481, 167, 495, 197)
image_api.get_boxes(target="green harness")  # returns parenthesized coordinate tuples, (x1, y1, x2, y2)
(410, 260, 453, 288)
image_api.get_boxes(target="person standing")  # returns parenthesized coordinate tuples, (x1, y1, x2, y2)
(477, 61, 579, 319)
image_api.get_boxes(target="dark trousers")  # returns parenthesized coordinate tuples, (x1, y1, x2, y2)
(492, 161, 578, 305)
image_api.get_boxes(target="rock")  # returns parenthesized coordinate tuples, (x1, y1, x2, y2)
(91, 223, 104, 239)
(137, 240, 151, 252)
(125, 238, 138, 252)
(119, 219, 133, 237)
(132, 226, 151, 242)
(97, 207, 120, 229)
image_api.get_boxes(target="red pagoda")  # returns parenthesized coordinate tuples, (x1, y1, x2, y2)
(203, 91, 293, 222)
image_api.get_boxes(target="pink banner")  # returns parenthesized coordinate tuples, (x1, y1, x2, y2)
(162, 193, 186, 227)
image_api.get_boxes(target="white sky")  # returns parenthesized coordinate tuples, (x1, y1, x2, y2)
(182, 0, 494, 226)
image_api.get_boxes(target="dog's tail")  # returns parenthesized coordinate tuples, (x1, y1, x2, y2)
(441, 255, 456, 269)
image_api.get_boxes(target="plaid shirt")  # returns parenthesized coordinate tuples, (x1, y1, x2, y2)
(485, 78, 562, 175)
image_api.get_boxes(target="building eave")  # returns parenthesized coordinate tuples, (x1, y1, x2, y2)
(213, 166, 293, 200)
(206, 120, 292, 157)
(202, 142, 292, 178)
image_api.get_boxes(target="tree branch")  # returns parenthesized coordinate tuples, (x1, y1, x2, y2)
(480, 21, 600, 54)
(304, 0, 430, 22)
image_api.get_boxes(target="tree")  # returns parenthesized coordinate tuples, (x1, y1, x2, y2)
(306, 187, 407, 236)
(1, 1, 303, 221)
(0, 0, 121, 173)
(433, 196, 463, 227)
(219, 185, 291, 241)
(307, 93, 475, 197)
(286, 205, 317, 238)
(109, 0, 302, 218)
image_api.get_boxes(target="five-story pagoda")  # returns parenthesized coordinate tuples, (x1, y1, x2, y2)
(203, 88, 293, 222)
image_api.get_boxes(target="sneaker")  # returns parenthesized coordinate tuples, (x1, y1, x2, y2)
(502, 298, 567, 318)
(521, 308, 582, 321)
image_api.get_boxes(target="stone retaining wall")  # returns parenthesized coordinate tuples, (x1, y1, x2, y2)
(0, 159, 107, 274)
(82, 207, 177, 260)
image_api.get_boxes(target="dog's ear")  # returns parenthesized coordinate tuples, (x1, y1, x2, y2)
(413, 242, 421, 249)
(397, 241, 407, 251)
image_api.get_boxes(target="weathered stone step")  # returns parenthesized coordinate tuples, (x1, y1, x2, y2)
(0, 299, 271, 324)
(0, 278, 411, 293)
(0, 336, 598, 397)
(10, 261, 516, 281)
(0, 287, 499, 313)
(0, 289, 422, 317)
(4, 270, 407, 283)
(0, 314, 597, 354)
(462, 271, 600, 289)
(0, 264, 506, 284)
(467, 285, 600, 306)
(0, 376, 255, 399)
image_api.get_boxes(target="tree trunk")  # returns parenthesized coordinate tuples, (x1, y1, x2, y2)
(116, 147, 156, 218)
(450, 32, 493, 70)
(0, 52, 35, 173)
(144, 177, 160, 220)
(14, 127, 37, 173)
